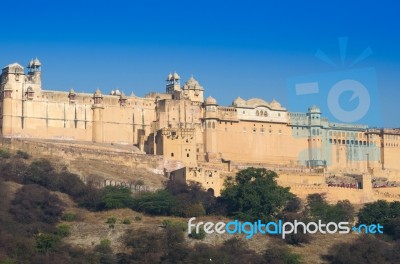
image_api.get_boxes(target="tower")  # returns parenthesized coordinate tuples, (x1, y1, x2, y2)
(182, 76, 204, 104)
(92, 89, 104, 143)
(204, 96, 218, 161)
(307, 105, 324, 168)
(166, 72, 181, 95)
(0, 63, 25, 136)
(27, 58, 42, 85)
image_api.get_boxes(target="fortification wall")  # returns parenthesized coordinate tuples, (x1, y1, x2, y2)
(0, 138, 164, 172)
(284, 183, 378, 204)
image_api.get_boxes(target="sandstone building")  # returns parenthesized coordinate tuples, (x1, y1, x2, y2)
(1, 59, 399, 195)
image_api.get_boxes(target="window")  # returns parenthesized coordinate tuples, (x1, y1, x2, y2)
(171, 153, 174, 157)
(256, 110, 259, 116)
(187, 153, 189, 157)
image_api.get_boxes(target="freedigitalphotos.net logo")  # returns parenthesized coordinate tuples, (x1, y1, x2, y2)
(286, 37, 381, 126)
(188, 217, 383, 239)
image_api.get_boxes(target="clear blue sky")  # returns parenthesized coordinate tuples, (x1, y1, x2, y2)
(1, 0, 399, 127)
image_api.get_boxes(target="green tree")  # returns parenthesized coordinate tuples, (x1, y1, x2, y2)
(220, 168, 294, 222)
(101, 186, 134, 209)
(358, 200, 400, 240)
(306, 194, 354, 223)
(132, 190, 177, 215)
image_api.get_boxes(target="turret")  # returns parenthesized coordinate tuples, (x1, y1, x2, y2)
(92, 89, 104, 142)
(27, 57, 42, 85)
(166, 72, 181, 95)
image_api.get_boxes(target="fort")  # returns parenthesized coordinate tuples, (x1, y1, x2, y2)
(1, 58, 399, 197)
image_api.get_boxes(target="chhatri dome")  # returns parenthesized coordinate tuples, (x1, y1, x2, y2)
(167, 73, 173, 81)
(269, 99, 282, 109)
(232, 96, 246, 106)
(205, 96, 217, 105)
(308, 105, 321, 113)
(173, 72, 180, 80)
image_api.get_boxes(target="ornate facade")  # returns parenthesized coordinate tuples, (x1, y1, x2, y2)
(1, 59, 399, 195)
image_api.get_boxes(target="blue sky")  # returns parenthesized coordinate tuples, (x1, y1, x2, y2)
(1, 0, 399, 127)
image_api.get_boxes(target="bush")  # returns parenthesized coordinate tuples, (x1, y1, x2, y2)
(0, 149, 11, 159)
(306, 194, 354, 223)
(162, 219, 187, 232)
(101, 186, 134, 210)
(9, 184, 64, 230)
(61, 212, 77, 222)
(35, 233, 60, 254)
(22, 159, 55, 188)
(122, 218, 131, 225)
(188, 226, 206, 240)
(15, 150, 30, 159)
(95, 239, 112, 254)
(183, 203, 206, 217)
(132, 190, 177, 215)
(324, 234, 400, 263)
(56, 224, 71, 238)
(106, 217, 116, 228)
(134, 215, 142, 221)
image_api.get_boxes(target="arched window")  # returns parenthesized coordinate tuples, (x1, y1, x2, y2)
(212, 122, 215, 129)
(264, 111, 268, 117)
(256, 110, 259, 116)
(260, 110, 263, 116)
(207, 122, 211, 128)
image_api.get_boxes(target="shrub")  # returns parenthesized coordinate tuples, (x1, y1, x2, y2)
(0, 149, 11, 159)
(324, 234, 400, 263)
(61, 212, 77, 222)
(306, 194, 355, 223)
(134, 215, 142, 221)
(132, 190, 177, 215)
(188, 226, 206, 240)
(10, 184, 64, 228)
(22, 159, 55, 188)
(15, 150, 30, 159)
(122, 218, 131, 225)
(101, 186, 134, 210)
(162, 219, 187, 232)
(97, 239, 111, 253)
(35, 233, 60, 254)
(106, 217, 116, 228)
(183, 203, 206, 217)
(56, 224, 71, 238)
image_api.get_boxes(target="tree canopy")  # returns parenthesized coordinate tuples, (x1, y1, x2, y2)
(220, 167, 294, 222)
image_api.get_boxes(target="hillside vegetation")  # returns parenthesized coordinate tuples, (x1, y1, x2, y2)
(0, 147, 400, 264)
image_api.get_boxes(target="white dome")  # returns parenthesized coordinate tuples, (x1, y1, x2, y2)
(173, 72, 180, 80)
(167, 73, 173, 81)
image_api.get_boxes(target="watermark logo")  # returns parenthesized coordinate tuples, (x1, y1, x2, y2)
(188, 217, 383, 239)
(286, 37, 381, 126)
